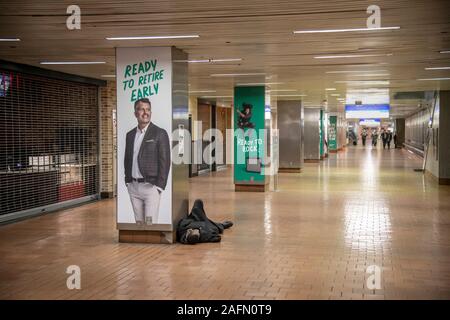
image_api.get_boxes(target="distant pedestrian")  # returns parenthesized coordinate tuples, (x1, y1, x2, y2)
(361, 129, 368, 146)
(387, 131, 393, 149)
(372, 130, 378, 147)
(381, 129, 389, 149)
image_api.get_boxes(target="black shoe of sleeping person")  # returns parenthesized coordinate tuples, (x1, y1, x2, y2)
(222, 221, 233, 229)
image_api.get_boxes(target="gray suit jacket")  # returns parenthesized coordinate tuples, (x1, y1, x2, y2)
(124, 122, 171, 190)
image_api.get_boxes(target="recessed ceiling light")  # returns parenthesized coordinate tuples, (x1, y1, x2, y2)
(417, 78, 450, 81)
(293, 27, 400, 34)
(0, 38, 21, 42)
(210, 73, 265, 77)
(425, 67, 450, 70)
(40, 61, 106, 65)
(315, 53, 392, 59)
(106, 35, 199, 40)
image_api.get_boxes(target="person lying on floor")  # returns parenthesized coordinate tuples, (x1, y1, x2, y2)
(177, 199, 233, 244)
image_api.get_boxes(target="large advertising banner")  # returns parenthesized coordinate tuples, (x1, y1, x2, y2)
(116, 47, 172, 227)
(328, 115, 337, 151)
(345, 104, 390, 119)
(234, 86, 265, 184)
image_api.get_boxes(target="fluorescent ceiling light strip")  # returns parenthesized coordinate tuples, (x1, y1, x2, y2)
(101, 75, 116, 78)
(40, 61, 106, 65)
(210, 73, 265, 77)
(417, 78, 450, 81)
(439, 50, 450, 54)
(315, 53, 392, 59)
(326, 70, 388, 74)
(325, 88, 336, 91)
(190, 90, 217, 93)
(330, 94, 340, 96)
(425, 67, 450, 70)
(211, 58, 242, 62)
(0, 38, 21, 41)
(294, 26, 400, 34)
(186, 60, 210, 63)
(176, 58, 242, 63)
(106, 35, 199, 40)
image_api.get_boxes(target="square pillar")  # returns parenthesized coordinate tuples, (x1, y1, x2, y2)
(115, 47, 189, 243)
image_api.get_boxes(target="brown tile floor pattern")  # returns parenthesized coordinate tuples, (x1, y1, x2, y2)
(0, 146, 449, 299)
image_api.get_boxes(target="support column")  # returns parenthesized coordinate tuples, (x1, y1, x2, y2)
(304, 108, 321, 162)
(437, 91, 450, 184)
(277, 100, 304, 172)
(234, 86, 268, 192)
(395, 118, 405, 148)
(328, 115, 338, 153)
(115, 47, 189, 243)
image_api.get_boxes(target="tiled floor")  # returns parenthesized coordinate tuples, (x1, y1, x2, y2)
(0, 145, 449, 299)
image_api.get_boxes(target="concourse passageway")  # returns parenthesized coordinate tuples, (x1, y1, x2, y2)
(0, 146, 449, 299)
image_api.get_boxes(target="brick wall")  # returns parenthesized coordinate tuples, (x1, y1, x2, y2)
(100, 81, 116, 198)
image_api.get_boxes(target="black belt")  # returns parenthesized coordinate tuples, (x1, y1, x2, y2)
(131, 178, 146, 183)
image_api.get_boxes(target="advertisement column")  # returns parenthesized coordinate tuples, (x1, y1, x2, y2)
(328, 115, 338, 152)
(116, 47, 188, 243)
(234, 86, 268, 191)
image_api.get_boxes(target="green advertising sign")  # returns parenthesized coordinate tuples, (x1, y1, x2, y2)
(320, 110, 324, 157)
(234, 86, 265, 184)
(328, 115, 337, 151)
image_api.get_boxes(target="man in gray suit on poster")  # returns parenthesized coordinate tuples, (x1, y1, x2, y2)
(124, 98, 171, 225)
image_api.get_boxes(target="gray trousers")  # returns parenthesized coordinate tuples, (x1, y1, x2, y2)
(126, 181, 161, 224)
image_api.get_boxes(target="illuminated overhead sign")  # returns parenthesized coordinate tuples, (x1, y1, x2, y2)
(345, 104, 390, 119)
(359, 118, 381, 127)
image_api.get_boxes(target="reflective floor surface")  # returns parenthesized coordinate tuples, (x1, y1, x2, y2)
(0, 145, 449, 299)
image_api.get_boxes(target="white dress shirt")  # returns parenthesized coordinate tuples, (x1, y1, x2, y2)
(132, 123, 149, 179)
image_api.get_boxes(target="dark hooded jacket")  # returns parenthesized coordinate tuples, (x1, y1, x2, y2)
(177, 199, 232, 244)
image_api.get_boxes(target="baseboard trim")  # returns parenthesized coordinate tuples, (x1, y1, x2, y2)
(278, 167, 302, 173)
(118, 230, 174, 244)
(304, 159, 320, 163)
(235, 184, 268, 192)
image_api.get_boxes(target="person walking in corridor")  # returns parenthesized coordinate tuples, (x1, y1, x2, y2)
(372, 130, 378, 147)
(387, 130, 393, 149)
(381, 129, 389, 149)
(361, 129, 368, 146)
